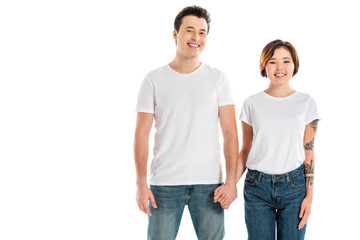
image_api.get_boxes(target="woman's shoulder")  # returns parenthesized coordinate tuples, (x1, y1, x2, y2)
(244, 91, 264, 101)
(294, 91, 317, 102)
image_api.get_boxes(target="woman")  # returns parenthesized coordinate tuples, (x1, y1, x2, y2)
(221, 39, 319, 239)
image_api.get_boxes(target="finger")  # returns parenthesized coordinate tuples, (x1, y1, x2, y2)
(214, 191, 223, 202)
(218, 195, 228, 204)
(219, 198, 230, 205)
(137, 202, 144, 212)
(299, 205, 305, 218)
(149, 192, 157, 209)
(298, 218, 307, 230)
(221, 203, 229, 209)
(302, 211, 310, 223)
(220, 196, 229, 205)
(214, 187, 221, 196)
(298, 221, 303, 230)
(298, 211, 310, 230)
(144, 203, 152, 216)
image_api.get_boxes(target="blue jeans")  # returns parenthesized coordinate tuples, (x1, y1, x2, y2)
(148, 184, 224, 240)
(244, 165, 307, 240)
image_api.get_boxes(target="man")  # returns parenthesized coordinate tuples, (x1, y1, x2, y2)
(134, 6, 238, 239)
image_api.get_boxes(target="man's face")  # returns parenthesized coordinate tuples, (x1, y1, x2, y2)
(173, 15, 208, 59)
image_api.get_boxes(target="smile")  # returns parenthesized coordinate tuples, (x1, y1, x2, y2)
(275, 73, 286, 77)
(188, 43, 200, 48)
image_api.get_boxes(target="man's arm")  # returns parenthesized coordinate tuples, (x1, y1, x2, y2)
(213, 105, 239, 209)
(134, 112, 157, 216)
(298, 119, 319, 229)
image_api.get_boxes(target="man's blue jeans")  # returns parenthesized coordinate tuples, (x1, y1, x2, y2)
(244, 165, 307, 240)
(148, 184, 224, 240)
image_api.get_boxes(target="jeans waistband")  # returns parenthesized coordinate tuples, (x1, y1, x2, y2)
(247, 165, 304, 182)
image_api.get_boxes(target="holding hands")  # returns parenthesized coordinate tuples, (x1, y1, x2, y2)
(213, 182, 237, 209)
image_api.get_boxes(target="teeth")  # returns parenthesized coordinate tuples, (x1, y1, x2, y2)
(189, 43, 199, 47)
(276, 74, 285, 77)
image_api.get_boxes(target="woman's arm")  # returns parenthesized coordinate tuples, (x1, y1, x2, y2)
(236, 121, 253, 182)
(298, 119, 319, 230)
(214, 121, 253, 209)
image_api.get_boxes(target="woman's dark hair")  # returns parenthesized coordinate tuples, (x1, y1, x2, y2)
(260, 39, 300, 77)
(174, 6, 211, 33)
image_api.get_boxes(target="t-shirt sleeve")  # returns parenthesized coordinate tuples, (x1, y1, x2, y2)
(217, 73, 236, 107)
(305, 96, 320, 124)
(135, 75, 155, 113)
(240, 98, 252, 126)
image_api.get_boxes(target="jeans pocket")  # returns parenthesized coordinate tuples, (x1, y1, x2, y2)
(244, 173, 257, 186)
(289, 173, 305, 188)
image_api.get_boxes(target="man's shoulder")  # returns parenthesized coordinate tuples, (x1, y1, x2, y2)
(199, 64, 228, 84)
(146, 65, 168, 78)
(202, 64, 223, 75)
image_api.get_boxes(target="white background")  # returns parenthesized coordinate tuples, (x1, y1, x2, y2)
(1, 0, 359, 239)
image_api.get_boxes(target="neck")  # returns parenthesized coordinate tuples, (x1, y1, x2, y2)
(265, 83, 295, 97)
(169, 54, 201, 74)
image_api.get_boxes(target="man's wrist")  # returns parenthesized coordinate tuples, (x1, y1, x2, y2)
(136, 178, 148, 187)
(224, 178, 236, 186)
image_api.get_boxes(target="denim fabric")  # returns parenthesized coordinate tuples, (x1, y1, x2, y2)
(148, 184, 224, 240)
(244, 165, 307, 240)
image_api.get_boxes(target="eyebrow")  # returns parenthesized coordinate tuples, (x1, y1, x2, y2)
(270, 57, 291, 60)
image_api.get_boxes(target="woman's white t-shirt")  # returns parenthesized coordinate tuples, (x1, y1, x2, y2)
(240, 91, 320, 174)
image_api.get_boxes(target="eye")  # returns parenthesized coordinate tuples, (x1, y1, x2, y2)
(268, 61, 276, 64)
(284, 61, 291, 63)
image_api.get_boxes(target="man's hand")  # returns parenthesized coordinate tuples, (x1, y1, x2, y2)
(213, 183, 237, 209)
(136, 185, 157, 216)
(298, 196, 312, 230)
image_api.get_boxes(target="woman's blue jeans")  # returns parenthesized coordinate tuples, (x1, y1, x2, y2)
(148, 184, 224, 240)
(244, 165, 307, 240)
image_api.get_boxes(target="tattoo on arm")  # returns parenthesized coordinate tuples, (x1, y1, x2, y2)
(309, 119, 319, 133)
(305, 176, 314, 186)
(304, 160, 314, 187)
(304, 138, 314, 151)
(304, 159, 314, 174)
(304, 121, 317, 187)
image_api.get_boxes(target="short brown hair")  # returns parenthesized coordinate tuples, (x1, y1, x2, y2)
(259, 39, 299, 77)
(174, 6, 211, 33)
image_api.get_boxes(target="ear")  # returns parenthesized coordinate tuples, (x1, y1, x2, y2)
(173, 30, 177, 40)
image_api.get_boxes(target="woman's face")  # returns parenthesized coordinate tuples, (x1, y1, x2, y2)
(265, 47, 295, 85)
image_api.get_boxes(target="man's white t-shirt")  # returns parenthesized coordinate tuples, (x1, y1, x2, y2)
(240, 91, 320, 174)
(136, 64, 235, 185)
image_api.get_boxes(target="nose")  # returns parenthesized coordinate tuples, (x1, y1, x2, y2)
(276, 63, 284, 71)
(192, 32, 200, 41)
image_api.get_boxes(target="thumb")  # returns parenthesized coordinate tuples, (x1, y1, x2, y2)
(214, 186, 221, 196)
(299, 204, 305, 218)
(149, 191, 157, 208)
(214, 188, 223, 202)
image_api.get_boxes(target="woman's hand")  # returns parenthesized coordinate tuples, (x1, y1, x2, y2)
(298, 196, 312, 230)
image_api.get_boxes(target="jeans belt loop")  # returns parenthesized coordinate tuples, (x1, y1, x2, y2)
(285, 173, 290, 183)
(257, 172, 262, 182)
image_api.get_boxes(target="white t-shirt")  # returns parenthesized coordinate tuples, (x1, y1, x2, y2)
(240, 91, 320, 174)
(136, 64, 235, 185)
